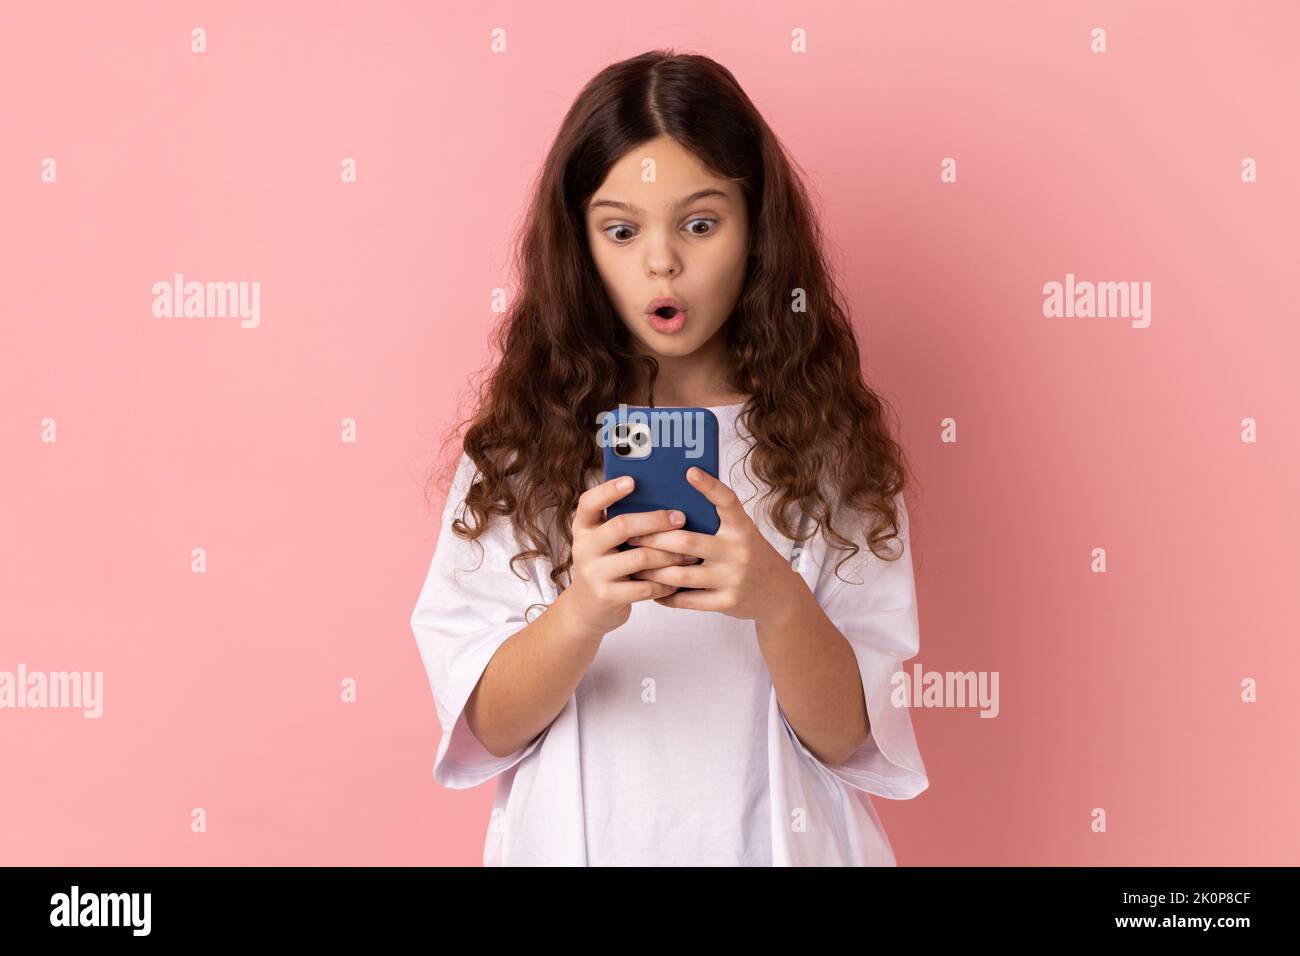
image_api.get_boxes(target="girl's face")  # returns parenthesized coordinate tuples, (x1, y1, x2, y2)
(584, 135, 750, 362)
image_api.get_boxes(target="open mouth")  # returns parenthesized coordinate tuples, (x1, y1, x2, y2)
(647, 306, 687, 334)
(645, 295, 688, 334)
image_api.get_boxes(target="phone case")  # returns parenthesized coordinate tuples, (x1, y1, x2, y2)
(601, 406, 721, 554)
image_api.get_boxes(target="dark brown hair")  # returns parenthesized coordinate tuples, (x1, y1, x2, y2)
(424, 48, 914, 591)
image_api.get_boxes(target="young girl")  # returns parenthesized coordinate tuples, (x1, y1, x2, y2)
(411, 49, 929, 866)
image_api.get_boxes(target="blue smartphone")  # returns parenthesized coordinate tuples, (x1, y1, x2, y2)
(600, 405, 721, 557)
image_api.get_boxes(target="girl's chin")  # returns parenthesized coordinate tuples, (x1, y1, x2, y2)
(635, 333, 702, 358)
(629, 320, 725, 359)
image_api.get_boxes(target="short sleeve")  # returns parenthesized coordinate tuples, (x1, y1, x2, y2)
(777, 492, 930, 800)
(410, 452, 553, 790)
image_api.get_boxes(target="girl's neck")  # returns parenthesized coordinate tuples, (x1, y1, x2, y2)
(626, 381, 750, 408)
(627, 326, 748, 408)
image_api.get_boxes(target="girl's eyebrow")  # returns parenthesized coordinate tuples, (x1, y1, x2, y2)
(587, 188, 730, 216)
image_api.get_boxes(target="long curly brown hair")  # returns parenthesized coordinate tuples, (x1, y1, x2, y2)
(424, 49, 915, 592)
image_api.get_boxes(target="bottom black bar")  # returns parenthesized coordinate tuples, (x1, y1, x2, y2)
(0, 866, 1288, 940)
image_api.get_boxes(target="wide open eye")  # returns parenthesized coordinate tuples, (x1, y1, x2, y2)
(603, 224, 637, 243)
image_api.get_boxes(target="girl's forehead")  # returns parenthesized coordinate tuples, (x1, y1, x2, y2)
(591, 138, 735, 198)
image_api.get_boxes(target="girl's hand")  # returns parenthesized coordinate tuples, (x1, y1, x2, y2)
(625, 466, 803, 621)
(562, 476, 698, 639)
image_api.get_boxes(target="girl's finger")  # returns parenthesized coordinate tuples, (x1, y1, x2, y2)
(624, 528, 724, 561)
(592, 508, 685, 554)
(602, 546, 693, 580)
(632, 563, 716, 589)
(683, 466, 749, 526)
(605, 579, 678, 603)
(654, 587, 721, 611)
(574, 476, 636, 531)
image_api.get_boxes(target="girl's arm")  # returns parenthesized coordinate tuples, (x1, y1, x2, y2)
(435, 468, 689, 760)
(626, 470, 927, 794)
(462, 588, 606, 758)
(755, 584, 871, 766)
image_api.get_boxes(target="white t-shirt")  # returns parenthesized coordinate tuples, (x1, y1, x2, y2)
(411, 403, 929, 866)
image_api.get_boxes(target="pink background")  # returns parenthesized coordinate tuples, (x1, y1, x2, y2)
(2, 1, 1297, 865)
